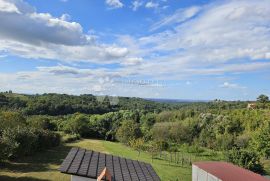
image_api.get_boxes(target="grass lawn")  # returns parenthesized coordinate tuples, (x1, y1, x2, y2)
(0, 138, 261, 181)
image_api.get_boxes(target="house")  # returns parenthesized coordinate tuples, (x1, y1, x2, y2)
(192, 161, 269, 181)
(60, 147, 161, 181)
(247, 103, 257, 109)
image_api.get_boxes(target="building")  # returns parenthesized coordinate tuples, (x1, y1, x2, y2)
(60, 147, 161, 181)
(192, 161, 269, 181)
(247, 103, 257, 109)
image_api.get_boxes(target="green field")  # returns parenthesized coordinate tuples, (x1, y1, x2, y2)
(0, 139, 230, 181)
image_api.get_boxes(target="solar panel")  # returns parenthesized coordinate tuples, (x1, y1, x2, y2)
(60, 147, 161, 181)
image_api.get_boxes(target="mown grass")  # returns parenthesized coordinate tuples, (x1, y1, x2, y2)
(0, 139, 268, 181)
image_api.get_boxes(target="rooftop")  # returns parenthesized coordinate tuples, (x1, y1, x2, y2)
(193, 161, 269, 181)
(60, 147, 161, 181)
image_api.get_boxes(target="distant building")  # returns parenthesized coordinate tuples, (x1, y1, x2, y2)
(60, 147, 160, 181)
(247, 103, 257, 109)
(192, 161, 269, 181)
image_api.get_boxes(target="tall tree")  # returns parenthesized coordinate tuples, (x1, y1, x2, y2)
(257, 94, 269, 104)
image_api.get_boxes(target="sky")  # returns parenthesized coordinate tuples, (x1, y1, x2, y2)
(0, 0, 269, 100)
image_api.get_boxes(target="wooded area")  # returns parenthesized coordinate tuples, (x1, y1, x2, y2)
(0, 92, 269, 175)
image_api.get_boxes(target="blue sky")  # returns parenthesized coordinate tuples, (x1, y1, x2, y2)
(0, 0, 269, 100)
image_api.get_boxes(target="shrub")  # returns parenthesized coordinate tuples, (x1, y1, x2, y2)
(34, 130, 60, 150)
(1, 126, 60, 159)
(0, 141, 7, 161)
(1, 127, 37, 158)
(227, 148, 264, 174)
(64, 114, 90, 137)
(62, 134, 81, 143)
(27, 116, 57, 131)
(0, 112, 26, 134)
(250, 123, 270, 158)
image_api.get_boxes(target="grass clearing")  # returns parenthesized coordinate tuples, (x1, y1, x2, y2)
(1, 139, 267, 181)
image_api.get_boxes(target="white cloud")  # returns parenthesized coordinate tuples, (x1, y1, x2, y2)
(60, 13, 71, 21)
(1, 0, 270, 98)
(117, 0, 270, 79)
(0, 65, 165, 97)
(219, 82, 246, 89)
(151, 6, 201, 31)
(121, 57, 143, 66)
(105, 0, 124, 9)
(0, 0, 20, 13)
(0, 2, 88, 46)
(131, 0, 143, 11)
(145, 1, 159, 9)
(0, 0, 129, 64)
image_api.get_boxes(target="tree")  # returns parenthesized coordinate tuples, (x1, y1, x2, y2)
(257, 94, 269, 104)
(64, 114, 90, 137)
(116, 120, 141, 144)
(129, 138, 145, 156)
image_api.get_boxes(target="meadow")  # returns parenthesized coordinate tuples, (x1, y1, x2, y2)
(0, 139, 224, 181)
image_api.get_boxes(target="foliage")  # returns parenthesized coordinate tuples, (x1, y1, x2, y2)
(63, 114, 90, 137)
(61, 133, 81, 143)
(1, 92, 270, 174)
(129, 138, 145, 156)
(34, 129, 61, 150)
(0, 140, 6, 161)
(1, 126, 60, 159)
(27, 116, 56, 130)
(0, 111, 26, 134)
(116, 120, 141, 144)
(1, 127, 38, 158)
(257, 94, 269, 104)
(250, 122, 270, 158)
(227, 148, 264, 173)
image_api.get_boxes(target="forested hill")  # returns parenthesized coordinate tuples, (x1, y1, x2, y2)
(0, 92, 253, 116)
(0, 92, 183, 115)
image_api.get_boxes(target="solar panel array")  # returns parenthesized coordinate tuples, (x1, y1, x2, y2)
(60, 147, 161, 181)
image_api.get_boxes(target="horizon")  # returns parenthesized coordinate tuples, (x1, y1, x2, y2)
(1, 91, 260, 102)
(0, 0, 270, 100)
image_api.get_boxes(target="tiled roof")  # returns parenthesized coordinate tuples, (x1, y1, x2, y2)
(60, 147, 161, 181)
(193, 161, 269, 181)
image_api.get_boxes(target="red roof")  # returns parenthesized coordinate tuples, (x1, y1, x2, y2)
(193, 161, 269, 181)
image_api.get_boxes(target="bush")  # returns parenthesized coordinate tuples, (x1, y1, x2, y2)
(227, 148, 264, 174)
(0, 112, 26, 134)
(1, 127, 38, 158)
(62, 134, 81, 143)
(27, 116, 57, 131)
(250, 123, 270, 158)
(0, 141, 7, 161)
(235, 134, 250, 148)
(34, 130, 60, 150)
(64, 114, 90, 137)
(1, 126, 60, 159)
